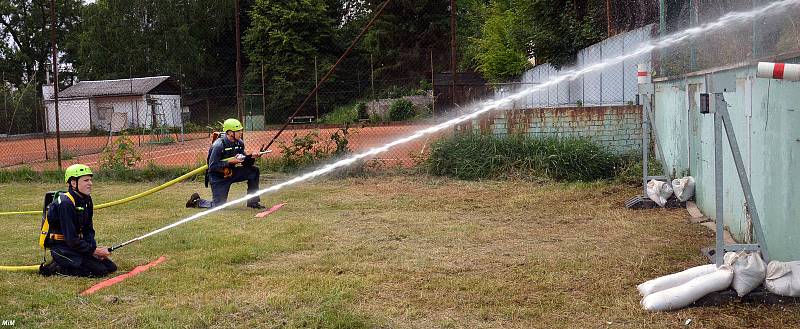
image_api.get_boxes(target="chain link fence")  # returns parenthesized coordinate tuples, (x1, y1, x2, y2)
(655, 0, 800, 78)
(0, 1, 481, 172)
(497, 24, 655, 109)
(0, 70, 450, 171)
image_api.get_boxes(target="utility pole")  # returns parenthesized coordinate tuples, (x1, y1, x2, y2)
(50, 0, 62, 171)
(430, 50, 435, 116)
(370, 53, 375, 100)
(606, 0, 614, 36)
(314, 56, 319, 123)
(235, 0, 242, 121)
(450, 0, 458, 106)
(261, 64, 267, 126)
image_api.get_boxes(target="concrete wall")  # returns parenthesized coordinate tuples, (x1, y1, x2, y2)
(465, 106, 643, 154)
(653, 62, 800, 261)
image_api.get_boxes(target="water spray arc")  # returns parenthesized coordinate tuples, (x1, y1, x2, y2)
(109, 0, 800, 252)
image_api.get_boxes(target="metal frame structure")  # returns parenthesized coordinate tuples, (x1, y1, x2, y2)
(638, 82, 670, 195)
(701, 72, 770, 266)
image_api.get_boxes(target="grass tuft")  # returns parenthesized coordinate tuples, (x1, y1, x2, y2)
(425, 133, 625, 182)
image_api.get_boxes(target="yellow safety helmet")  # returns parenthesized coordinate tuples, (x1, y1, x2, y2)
(64, 164, 93, 183)
(223, 118, 244, 132)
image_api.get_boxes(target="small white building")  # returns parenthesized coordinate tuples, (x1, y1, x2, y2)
(42, 76, 182, 133)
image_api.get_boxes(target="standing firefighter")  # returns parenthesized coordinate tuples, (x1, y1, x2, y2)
(186, 118, 266, 209)
(39, 164, 117, 277)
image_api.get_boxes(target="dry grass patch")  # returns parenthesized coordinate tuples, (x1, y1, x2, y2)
(0, 174, 797, 328)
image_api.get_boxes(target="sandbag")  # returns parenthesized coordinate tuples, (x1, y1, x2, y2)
(641, 266, 733, 312)
(672, 176, 696, 202)
(637, 264, 717, 296)
(723, 251, 766, 297)
(765, 261, 800, 297)
(646, 180, 673, 207)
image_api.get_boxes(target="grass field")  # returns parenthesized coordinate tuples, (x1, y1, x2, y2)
(1, 174, 798, 328)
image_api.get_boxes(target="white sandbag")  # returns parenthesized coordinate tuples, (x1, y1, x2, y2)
(765, 261, 800, 297)
(723, 251, 766, 297)
(672, 176, 696, 202)
(641, 266, 733, 312)
(646, 180, 673, 207)
(637, 264, 718, 296)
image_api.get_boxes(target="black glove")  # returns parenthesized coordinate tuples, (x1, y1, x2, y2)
(242, 155, 255, 167)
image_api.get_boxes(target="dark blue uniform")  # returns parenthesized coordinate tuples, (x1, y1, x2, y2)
(46, 188, 116, 277)
(197, 133, 261, 208)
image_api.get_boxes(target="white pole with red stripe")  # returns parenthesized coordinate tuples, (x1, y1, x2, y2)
(637, 63, 651, 84)
(757, 62, 800, 81)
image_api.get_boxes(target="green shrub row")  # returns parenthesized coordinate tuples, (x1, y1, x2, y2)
(425, 133, 636, 182)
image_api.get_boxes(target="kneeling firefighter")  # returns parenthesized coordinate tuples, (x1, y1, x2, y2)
(39, 164, 116, 277)
(186, 118, 266, 209)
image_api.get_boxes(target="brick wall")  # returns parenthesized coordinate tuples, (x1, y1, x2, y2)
(458, 105, 643, 154)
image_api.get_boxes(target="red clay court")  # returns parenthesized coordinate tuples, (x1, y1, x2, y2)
(0, 123, 441, 171)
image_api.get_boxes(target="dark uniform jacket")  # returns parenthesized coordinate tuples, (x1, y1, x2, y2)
(47, 188, 97, 267)
(206, 133, 251, 183)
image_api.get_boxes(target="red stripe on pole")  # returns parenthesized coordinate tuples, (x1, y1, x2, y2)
(637, 71, 648, 77)
(79, 256, 167, 296)
(773, 63, 785, 79)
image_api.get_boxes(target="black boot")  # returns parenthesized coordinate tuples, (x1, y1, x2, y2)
(39, 261, 61, 277)
(186, 192, 201, 208)
(247, 203, 266, 210)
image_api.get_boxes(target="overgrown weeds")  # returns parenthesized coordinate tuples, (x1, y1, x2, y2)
(260, 127, 352, 173)
(99, 133, 141, 169)
(425, 133, 627, 182)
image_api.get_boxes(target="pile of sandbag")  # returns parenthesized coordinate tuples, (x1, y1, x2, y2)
(646, 176, 696, 207)
(765, 261, 800, 297)
(638, 251, 767, 311)
(639, 264, 732, 311)
(672, 176, 696, 202)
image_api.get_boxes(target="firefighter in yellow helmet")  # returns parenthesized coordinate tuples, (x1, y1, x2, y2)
(186, 118, 266, 209)
(39, 164, 117, 277)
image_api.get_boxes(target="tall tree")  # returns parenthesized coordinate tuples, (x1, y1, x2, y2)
(73, 0, 239, 90)
(243, 0, 336, 121)
(0, 0, 82, 88)
(469, 0, 531, 82)
(465, 0, 607, 81)
(358, 0, 451, 82)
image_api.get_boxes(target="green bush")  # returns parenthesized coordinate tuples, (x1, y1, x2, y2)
(269, 127, 352, 172)
(389, 99, 415, 121)
(99, 133, 142, 169)
(356, 102, 369, 120)
(415, 104, 433, 119)
(369, 113, 385, 123)
(614, 154, 664, 186)
(320, 104, 358, 124)
(425, 134, 623, 182)
(183, 122, 208, 133)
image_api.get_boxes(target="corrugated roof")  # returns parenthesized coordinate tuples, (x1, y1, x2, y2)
(56, 76, 172, 99)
